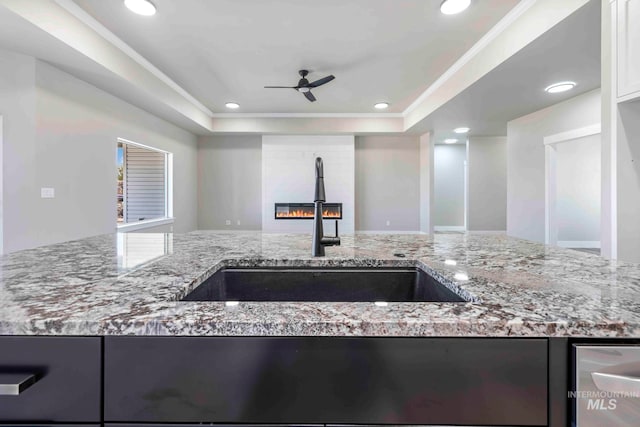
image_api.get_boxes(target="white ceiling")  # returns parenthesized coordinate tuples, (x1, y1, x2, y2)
(71, 0, 519, 114)
(0, 3, 214, 133)
(420, 0, 601, 142)
(0, 0, 598, 136)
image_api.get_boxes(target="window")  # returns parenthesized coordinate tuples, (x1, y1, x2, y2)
(117, 138, 173, 230)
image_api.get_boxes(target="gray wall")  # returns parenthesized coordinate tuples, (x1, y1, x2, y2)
(197, 135, 262, 230)
(617, 101, 640, 261)
(506, 88, 601, 243)
(601, 0, 614, 258)
(1, 53, 199, 253)
(419, 133, 435, 234)
(468, 136, 507, 231)
(355, 136, 420, 231)
(197, 135, 422, 232)
(434, 144, 466, 227)
(556, 134, 601, 243)
(0, 50, 37, 254)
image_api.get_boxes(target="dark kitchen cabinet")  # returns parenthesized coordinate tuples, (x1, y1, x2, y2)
(0, 336, 101, 422)
(104, 336, 548, 426)
(105, 425, 321, 427)
(0, 425, 99, 427)
(0, 335, 555, 426)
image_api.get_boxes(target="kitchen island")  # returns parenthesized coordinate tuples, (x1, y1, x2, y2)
(1, 231, 640, 427)
(0, 231, 638, 337)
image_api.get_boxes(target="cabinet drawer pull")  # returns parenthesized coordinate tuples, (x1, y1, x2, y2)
(0, 373, 37, 395)
(592, 372, 640, 394)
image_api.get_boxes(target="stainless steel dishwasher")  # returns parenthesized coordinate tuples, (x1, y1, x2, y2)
(574, 344, 640, 426)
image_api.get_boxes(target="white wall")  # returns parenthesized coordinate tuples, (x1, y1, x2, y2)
(262, 135, 355, 233)
(355, 136, 420, 232)
(467, 136, 507, 231)
(507, 89, 601, 243)
(434, 144, 467, 227)
(556, 134, 601, 245)
(198, 135, 262, 230)
(0, 52, 198, 253)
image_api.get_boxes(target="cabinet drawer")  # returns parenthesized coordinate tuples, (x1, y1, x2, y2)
(105, 337, 547, 425)
(0, 336, 101, 422)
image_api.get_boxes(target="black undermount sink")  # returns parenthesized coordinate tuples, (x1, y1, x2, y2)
(181, 267, 468, 302)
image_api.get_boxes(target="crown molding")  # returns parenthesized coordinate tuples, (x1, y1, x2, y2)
(210, 112, 404, 118)
(47, 0, 537, 123)
(19, 0, 563, 131)
(402, 0, 538, 117)
(53, 0, 214, 117)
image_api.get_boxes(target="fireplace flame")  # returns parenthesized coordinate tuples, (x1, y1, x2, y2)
(276, 209, 341, 218)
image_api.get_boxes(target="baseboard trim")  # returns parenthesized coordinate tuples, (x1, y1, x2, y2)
(355, 230, 426, 235)
(467, 230, 507, 235)
(201, 229, 262, 233)
(557, 240, 601, 249)
(434, 226, 466, 232)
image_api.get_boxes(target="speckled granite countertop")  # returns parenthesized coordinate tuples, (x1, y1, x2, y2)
(0, 231, 639, 337)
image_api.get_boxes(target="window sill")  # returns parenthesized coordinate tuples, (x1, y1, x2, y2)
(117, 217, 174, 232)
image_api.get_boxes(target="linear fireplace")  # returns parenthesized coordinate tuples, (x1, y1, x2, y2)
(275, 203, 342, 220)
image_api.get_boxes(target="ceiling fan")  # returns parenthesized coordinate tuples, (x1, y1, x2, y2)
(264, 70, 335, 102)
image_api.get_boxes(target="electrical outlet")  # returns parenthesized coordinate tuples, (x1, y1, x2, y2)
(386, 220, 391, 226)
(225, 220, 231, 226)
(41, 187, 55, 198)
(236, 220, 241, 226)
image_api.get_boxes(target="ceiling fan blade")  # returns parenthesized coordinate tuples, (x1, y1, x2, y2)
(308, 75, 335, 88)
(264, 86, 296, 89)
(304, 91, 317, 102)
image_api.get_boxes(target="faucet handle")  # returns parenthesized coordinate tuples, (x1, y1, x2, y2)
(320, 220, 341, 247)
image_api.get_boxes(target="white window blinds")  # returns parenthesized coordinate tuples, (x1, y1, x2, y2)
(123, 144, 166, 223)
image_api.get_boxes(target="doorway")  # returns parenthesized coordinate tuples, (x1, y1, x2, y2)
(545, 124, 601, 252)
(433, 141, 468, 232)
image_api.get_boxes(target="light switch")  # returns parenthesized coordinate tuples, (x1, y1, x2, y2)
(41, 187, 55, 198)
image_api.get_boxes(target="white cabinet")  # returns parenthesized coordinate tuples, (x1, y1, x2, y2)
(617, 0, 640, 100)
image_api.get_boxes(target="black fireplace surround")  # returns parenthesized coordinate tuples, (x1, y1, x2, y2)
(275, 203, 342, 220)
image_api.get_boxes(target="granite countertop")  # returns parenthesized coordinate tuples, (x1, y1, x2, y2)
(0, 231, 639, 337)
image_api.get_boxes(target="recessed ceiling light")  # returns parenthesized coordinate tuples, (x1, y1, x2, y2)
(444, 138, 458, 144)
(374, 102, 389, 110)
(124, 0, 156, 16)
(225, 102, 240, 109)
(454, 127, 470, 134)
(544, 81, 576, 93)
(440, 0, 471, 15)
